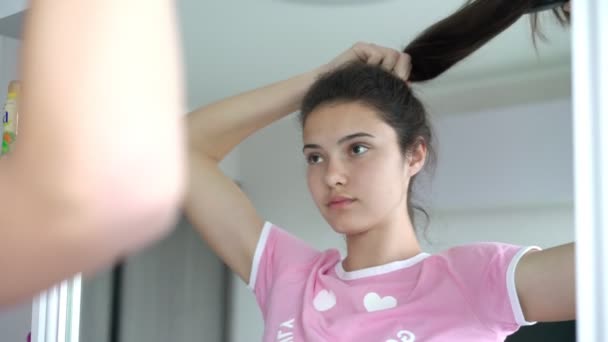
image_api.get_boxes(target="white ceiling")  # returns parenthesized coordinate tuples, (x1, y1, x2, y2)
(177, 0, 571, 111)
(0, 0, 572, 113)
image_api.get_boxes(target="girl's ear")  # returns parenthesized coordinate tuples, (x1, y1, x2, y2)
(407, 141, 427, 177)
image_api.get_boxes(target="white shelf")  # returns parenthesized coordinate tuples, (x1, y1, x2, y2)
(0, 0, 26, 39)
(0, 10, 24, 39)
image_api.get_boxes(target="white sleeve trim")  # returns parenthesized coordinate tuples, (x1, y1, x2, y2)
(506, 246, 543, 326)
(247, 221, 273, 291)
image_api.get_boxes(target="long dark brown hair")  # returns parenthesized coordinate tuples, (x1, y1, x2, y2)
(404, 0, 570, 82)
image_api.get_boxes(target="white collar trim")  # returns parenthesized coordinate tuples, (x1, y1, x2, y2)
(335, 252, 431, 280)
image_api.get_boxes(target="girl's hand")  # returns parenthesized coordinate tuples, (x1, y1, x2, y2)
(322, 42, 412, 81)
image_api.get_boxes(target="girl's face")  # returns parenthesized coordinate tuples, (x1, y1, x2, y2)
(302, 101, 426, 235)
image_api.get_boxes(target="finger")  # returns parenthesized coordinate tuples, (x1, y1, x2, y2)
(366, 50, 383, 66)
(352, 42, 373, 63)
(380, 49, 400, 72)
(395, 53, 412, 81)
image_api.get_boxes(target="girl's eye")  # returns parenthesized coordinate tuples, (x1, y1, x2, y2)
(351, 144, 369, 156)
(306, 154, 323, 165)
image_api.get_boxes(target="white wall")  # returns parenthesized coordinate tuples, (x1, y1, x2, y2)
(227, 98, 575, 341)
(0, 35, 19, 96)
(0, 34, 30, 341)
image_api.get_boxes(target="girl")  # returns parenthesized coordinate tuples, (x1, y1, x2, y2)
(186, 0, 574, 340)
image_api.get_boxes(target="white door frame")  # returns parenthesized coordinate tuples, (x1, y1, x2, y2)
(572, 0, 608, 341)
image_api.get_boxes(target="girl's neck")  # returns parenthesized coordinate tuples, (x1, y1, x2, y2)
(342, 211, 422, 272)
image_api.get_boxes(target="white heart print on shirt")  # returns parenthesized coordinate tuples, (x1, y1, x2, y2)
(364, 292, 397, 312)
(386, 330, 416, 342)
(313, 289, 337, 312)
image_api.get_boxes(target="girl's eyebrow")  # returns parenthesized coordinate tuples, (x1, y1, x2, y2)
(303, 132, 375, 153)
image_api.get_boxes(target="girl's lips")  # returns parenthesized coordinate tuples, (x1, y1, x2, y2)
(328, 198, 356, 209)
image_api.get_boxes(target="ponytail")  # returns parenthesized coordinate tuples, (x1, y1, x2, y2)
(404, 0, 570, 82)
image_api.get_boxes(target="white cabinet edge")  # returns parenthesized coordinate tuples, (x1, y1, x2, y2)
(0, 1, 26, 20)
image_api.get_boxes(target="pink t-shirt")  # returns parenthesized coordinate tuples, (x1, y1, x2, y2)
(249, 222, 541, 342)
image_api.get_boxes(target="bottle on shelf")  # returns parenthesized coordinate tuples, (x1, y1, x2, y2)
(2, 80, 20, 157)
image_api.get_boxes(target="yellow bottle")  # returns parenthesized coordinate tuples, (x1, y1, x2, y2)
(2, 81, 20, 156)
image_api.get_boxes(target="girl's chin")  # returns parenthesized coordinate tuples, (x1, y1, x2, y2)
(328, 221, 369, 236)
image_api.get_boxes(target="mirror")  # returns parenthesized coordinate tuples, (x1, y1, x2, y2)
(5, 0, 608, 342)
(79, 1, 574, 341)
(0, 0, 582, 341)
